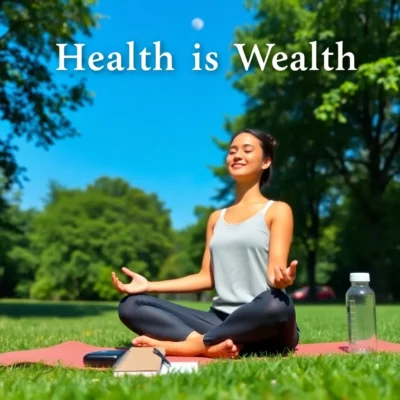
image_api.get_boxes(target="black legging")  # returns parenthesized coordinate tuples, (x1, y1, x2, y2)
(118, 288, 300, 356)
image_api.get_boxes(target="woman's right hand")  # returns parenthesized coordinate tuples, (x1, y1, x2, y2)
(111, 267, 150, 294)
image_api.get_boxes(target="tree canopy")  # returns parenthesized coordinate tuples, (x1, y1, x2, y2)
(0, 0, 99, 189)
(3, 177, 175, 300)
(211, 0, 400, 300)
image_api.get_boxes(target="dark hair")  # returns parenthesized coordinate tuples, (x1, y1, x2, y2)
(230, 128, 277, 188)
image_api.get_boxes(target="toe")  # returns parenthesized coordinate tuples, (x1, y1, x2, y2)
(132, 335, 146, 345)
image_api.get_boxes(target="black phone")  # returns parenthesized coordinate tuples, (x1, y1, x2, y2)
(83, 349, 128, 368)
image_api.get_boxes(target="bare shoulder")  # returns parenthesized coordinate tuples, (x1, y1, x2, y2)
(265, 201, 293, 227)
(270, 201, 293, 219)
(207, 209, 223, 229)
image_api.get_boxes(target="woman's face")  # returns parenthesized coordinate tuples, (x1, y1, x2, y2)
(226, 132, 271, 183)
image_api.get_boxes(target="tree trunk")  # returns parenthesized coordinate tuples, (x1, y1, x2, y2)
(364, 199, 391, 301)
(307, 249, 317, 302)
(306, 164, 320, 302)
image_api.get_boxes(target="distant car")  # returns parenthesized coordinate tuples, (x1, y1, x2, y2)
(290, 285, 336, 301)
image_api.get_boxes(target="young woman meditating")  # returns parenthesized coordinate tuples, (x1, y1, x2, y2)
(111, 129, 299, 359)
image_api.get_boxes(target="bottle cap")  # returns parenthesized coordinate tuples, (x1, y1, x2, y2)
(350, 272, 370, 282)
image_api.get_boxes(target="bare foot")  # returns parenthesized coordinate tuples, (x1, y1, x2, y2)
(203, 339, 240, 359)
(132, 335, 241, 359)
(132, 335, 159, 347)
(186, 331, 202, 340)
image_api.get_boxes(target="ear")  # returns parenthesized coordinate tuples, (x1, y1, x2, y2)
(262, 157, 272, 170)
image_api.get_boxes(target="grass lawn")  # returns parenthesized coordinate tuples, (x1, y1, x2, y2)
(0, 300, 399, 399)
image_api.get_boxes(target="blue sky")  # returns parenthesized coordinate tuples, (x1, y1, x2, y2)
(13, 0, 255, 229)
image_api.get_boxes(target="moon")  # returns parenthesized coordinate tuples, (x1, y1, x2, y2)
(192, 18, 204, 30)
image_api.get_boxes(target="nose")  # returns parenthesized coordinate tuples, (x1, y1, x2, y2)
(233, 151, 244, 160)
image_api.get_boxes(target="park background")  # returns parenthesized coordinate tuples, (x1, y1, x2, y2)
(1, 0, 399, 305)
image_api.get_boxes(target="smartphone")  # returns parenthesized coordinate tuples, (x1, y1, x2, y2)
(83, 349, 128, 368)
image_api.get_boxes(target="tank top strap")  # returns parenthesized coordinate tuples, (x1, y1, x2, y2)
(261, 200, 274, 215)
(215, 208, 226, 226)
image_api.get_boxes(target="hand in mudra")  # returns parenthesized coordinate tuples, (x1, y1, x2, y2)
(111, 267, 149, 294)
(269, 260, 298, 289)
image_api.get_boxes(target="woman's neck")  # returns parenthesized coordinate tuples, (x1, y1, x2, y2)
(234, 181, 266, 205)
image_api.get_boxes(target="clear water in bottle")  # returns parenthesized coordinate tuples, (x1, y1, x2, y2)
(346, 272, 377, 353)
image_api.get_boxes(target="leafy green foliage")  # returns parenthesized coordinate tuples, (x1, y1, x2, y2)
(0, 0, 99, 188)
(8, 177, 175, 301)
(0, 188, 38, 297)
(211, 0, 400, 299)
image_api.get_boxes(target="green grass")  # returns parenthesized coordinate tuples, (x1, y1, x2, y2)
(0, 300, 399, 399)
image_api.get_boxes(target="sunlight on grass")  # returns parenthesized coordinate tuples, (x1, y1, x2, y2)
(0, 300, 399, 399)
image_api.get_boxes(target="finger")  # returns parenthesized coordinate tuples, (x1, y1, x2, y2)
(288, 261, 298, 277)
(122, 267, 137, 279)
(113, 274, 123, 291)
(116, 279, 126, 293)
(112, 274, 126, 293)
(280, 267, 291, 283)
(274, 267, 283, 283)
(273, 281, 285, 289)
(111, 273, 119, 289)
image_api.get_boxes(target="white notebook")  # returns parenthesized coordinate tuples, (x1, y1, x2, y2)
(160, 361, 199, 375)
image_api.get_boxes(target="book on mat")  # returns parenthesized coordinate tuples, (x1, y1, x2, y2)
(112, 346, 167, 377)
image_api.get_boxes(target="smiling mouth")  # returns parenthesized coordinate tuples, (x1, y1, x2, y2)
(232, 163, 246, 169)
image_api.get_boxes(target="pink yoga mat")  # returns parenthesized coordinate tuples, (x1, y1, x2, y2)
(0, 340, 399, 369)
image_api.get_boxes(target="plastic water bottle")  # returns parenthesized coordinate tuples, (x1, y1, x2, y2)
(346, 272, 377, 353)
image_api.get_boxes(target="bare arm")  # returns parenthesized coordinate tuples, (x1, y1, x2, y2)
(144, 210, 220, 294)
(266, 201, 297, 289)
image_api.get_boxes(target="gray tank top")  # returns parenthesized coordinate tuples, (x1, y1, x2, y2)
(209, 200, 274, 314)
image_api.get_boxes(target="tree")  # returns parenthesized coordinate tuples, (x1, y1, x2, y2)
(212, 0, 400, 299)
(26, 177, 175, 300)
(0, 0, 99, 189)
(312, 5, 400, 297)
(211, 0, 338, 300)
(0, 185, 38, 298)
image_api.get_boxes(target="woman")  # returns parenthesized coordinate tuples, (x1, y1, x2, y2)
(111, 129, 299, 359)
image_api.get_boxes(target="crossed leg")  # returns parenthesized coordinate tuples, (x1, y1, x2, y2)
(118, 289, 299, 358)
(118, 294, 241, 358)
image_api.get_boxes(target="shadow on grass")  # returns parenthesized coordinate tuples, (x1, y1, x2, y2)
(0, 302, 118, 318)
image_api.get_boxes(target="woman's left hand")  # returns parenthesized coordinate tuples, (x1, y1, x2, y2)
(269, 260, 298, 289)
